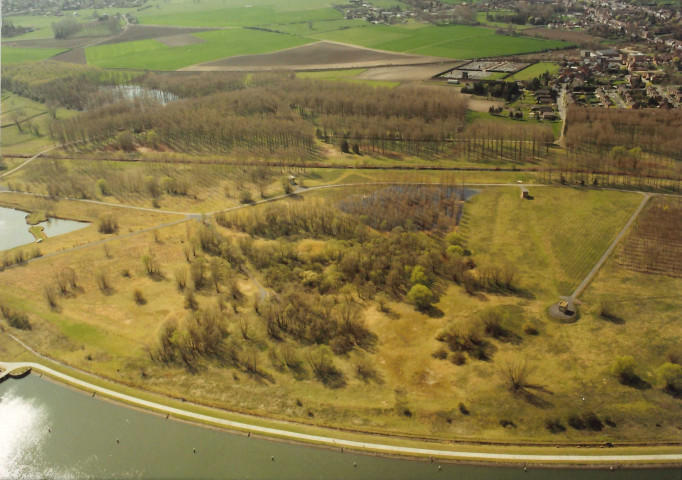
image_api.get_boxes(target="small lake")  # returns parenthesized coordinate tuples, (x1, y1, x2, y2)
(0, 206, 90, 252)
(1, 375, 679, 480)
(102, 85, 178, 105)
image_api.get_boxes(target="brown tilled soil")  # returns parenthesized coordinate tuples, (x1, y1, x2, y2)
(356, 62, 462, 82)
(51, 47, 87, 64)
(191, 41, 446, 71)
(523, 27, 603, 46)
(156, 34, 206, 47)
(2, 36, 103, 49)
(98, 24, 215, 45)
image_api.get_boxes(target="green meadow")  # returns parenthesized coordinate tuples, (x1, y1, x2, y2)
(2, 47, 67, 64)
(86, 29, 313, 70)
(507, 61, 560, 82)
(314, 24, 570, 59)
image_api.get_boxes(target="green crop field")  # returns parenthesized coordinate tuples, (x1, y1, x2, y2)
(0, 15, 67, 40)
(85, 29, 313, 70)
(1, 47, 67, 64)
(507, 61, 560, 81)
(126, 0, 343, 27)
(314, 24, 571, 59)
(263, 18, 367, 36)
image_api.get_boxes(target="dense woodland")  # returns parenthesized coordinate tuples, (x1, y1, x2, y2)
(1, 62, 133, 110)
(562, 107, 682, 187)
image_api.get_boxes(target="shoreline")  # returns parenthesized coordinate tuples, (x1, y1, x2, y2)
(1, 358, 681, 469)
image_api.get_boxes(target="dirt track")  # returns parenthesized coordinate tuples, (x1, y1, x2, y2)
(184, 40, 450, 72)
(97, 24, 215, 45)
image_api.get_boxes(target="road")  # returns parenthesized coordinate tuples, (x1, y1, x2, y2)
(1, 356, 680, 464)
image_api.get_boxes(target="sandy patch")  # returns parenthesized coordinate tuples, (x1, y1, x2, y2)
(51, 47, 87, 65)
(184, 41, 449, 72)
(156, 34, 206, 47)
(356, 62, 463, 82)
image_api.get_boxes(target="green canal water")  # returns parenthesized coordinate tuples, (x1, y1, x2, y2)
(0, 375, 680, 479)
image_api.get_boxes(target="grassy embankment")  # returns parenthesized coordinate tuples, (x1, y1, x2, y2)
(3, 183, 677, 445)
(0, 94, 77, 155)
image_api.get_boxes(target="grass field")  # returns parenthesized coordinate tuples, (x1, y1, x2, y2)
(0, 94, 77, 153)
(1, 183, 680, 444)
(314, 24, 571, 59)
(296, 69, 400, 87)
(459, 187, 642, 298)
(262, 18, 367, 36)
(1, 47, 66, 64)
(85, 29, 313, 70)
(507, 61, 560, 82)
(127, 0, 343, 27)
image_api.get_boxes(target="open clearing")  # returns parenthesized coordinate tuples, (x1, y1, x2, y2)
(523, 27, 604, 45)
(506, 62, 560, 82)
(193, 41, 446, 71)
(1, 47, 68, 65)
(3, 182, 679, 445)
(354, 62, 463, 82)
(313, 24, 571, 59)
(97, 24, 216, 45)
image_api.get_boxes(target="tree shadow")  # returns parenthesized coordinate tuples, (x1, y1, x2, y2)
(663, 386, 682, 399)
(600, 313, 625, 325)
(425, 305, 444, 318)
(316, 368, 346, 389)
(621, 374, 651, 390)
(520, 384, 554, 408)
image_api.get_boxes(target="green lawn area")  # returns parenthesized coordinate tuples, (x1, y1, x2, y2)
(85, 29, 313, 70)
(134, 2, 342, 27)
(460, 187, 642, 298)
(314, 24, 570, 59)
(507, 61, 560, 82)
(1, 47, 66, 64)
(263, 18, 366, 36)
(296, 68, 400, 87)
(296, 69, 367, 79)
(475, 11, 533, 30)
(0, 15, 64, 40)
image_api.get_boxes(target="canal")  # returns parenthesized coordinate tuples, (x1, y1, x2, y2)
(1, 375, 679, 479)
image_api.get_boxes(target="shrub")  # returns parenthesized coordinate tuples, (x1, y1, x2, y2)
(523, 321, 539, 335)
(97, 214, 118, 234)
(44, 285, 59, 310)
(610, 355, 637, 384)
(449, 351, 467, 365)
(133, 289, 146, 305)
(406, 284, 434, 310)
(567, 413, 586, 430)
(545, 418, 566, 433)
(431, 347, 448, 360)
(584, 412, 603, 431)
(0, 302, 31, 330)
(240, 190, 254, 204)
(657, 363, 682, 392)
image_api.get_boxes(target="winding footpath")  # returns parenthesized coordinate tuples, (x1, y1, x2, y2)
(0, 357, 680, 465)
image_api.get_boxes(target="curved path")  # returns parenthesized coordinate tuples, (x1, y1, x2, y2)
(0, 357, 680, 465)
(0, 145, 60, 179)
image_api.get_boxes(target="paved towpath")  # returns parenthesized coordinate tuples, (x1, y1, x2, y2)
(1, 346, 681, 466)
